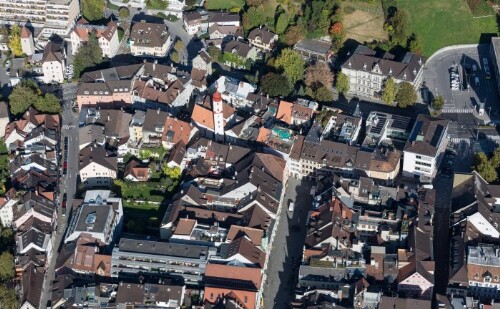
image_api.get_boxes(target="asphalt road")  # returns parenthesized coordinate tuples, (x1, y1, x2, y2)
(432, 171, 453, 295)
(39, 83, 80, 308)
(263, 177, 313, 309)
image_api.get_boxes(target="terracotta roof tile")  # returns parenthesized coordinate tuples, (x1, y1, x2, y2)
(173, 218, 196, 236)
(162, 116, 192, 145)
(191, 104, 214, 130)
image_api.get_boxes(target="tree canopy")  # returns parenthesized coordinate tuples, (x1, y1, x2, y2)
(8, 79, 60, 115)
(74, 33, 102, 78)
(335, 72, 349, 95)
(474, 152, 498, 183)
(81, 0, 105, 22)
(382, 77, 397, 104)
(242, 6, 265, 32)
(274, 48, 305, 85)
(275, 12, 289, 35)
(162, 164, 181, 180)
(396, 81, 417, 108)
(8, 24, 22, 57)
(305, 62, 334, 90)
(385, 9, 408, 46)
(431, 95, 444, 115)
(0, 252, 13, 281)
(0, 285, 17, 309)
(408, 33, 423, 55)
(260, 72, 292, 97)
(118, 7, 130, 19)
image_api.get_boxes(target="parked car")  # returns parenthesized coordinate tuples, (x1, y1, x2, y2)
(475, 76, 480, 87)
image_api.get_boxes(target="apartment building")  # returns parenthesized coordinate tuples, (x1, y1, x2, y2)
(341, 45, 424, 99)
(70, 19, 119, 58)
(111, 238, 216, 285)
(467, 244, 500, 300)
(129, 21, 172, 58)
(78, 145, 118, 187)
(0, 0, 80, 42)
(65, 190, 123, 245)
(248, 27, 278, 52)
(403, 114, 449, 179)
(42, 41, 65, 84)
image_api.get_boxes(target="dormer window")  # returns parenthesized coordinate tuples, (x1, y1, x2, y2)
(413, 69, 417, 75)
(363, 63, 367, 70)
(84, 90, 89, 95)
(403, 73, 407, 80)
(388, 68, 392, 75)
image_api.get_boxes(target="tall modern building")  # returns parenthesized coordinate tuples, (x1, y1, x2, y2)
(0, 0, 80, 43)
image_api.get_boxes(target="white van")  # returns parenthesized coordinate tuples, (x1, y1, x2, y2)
(288, 200, 295, 212)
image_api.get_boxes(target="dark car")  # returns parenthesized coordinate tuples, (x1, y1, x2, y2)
(62, 193, 67, 208)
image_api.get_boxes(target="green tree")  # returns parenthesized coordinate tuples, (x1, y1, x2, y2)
(207, 46, 221, 62)
(8, 79, 41, 115)
(396, 81, 417, 108)
(34, 93, 61, 114)
(335, 72, 349, 95)
(387, 9, 408, 45)
(81, 0, 105, 22)
(170, 50, 180, 63)
(162, 163, 181, 180)
(408, 33, 423, 55)
(243, 6, 265, 32)
(74, 33, 102, 78)
(382, 77, 396, 104)
(275, 12, 289, 35)
(431, 95, 444, 115)
(274, 48, 305, 85)
(491, 147, 500, 168)
(261, 72, 292, 97)
(118, 7, 130, 19)
(8, 24, 22, 57)
(314, 86, 333, 102)
(0, 285, 17, 309)
(474, 152, 498, 182)
(0, 252, 14, 281)
(146, 0, 168, 9)
(174, 39, 184, 52)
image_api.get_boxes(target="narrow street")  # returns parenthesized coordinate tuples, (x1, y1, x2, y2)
(38, 83, 80, 308)
(263, 177, 313, 309)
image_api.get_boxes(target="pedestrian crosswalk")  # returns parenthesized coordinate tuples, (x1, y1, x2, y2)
(442, 108, 475, 114)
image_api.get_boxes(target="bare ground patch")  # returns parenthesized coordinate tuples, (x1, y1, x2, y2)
(344, 10, 388, 43)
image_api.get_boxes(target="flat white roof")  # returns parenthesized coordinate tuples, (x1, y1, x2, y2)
(468, 212, 500, 238)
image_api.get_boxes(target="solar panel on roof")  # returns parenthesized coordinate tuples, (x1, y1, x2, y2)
(430, 124, 444, 147)
(409, 120, 423, 142)
(401, 52, 413, 64)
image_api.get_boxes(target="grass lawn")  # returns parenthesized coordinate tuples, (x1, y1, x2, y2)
(205, 0, 244, 10)
(396, 0, 498, 57)
(123, 201, 161, 235)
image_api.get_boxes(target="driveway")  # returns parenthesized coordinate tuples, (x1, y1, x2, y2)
(263, 177, 313, 309)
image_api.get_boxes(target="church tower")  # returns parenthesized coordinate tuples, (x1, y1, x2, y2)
(212, 91, 225, 143)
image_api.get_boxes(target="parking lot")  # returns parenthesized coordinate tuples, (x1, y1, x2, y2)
(422, 45, 500, 118)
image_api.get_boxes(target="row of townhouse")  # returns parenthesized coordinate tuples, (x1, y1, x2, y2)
(75, 58, 210, 111)
(0, 107, 61, 309)
(293, 177, 436, 307)
(446, 171, 500, 302)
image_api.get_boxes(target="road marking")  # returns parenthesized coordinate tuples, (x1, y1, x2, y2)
(62, 125, 75, 130)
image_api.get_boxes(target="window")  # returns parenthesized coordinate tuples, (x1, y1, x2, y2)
(244, 296, 248, 303)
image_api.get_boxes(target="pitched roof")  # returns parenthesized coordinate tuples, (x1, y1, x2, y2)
(130, 21, 169, 47)
(192, 104, 215, 130)
(173, 218, 196, 236)
(79, 145, 117, 171)
(20, 26, 32, 39)
(205, 264, 262, 289)
(226, 225, 264, 246)
(342, 46, 424, 83)
(123, 159, 149, 181)
(223, 236, 265, 267)
(42, 41, 64, 63)
(248, 27, 276, 45)
(162, 116, 192, 145)
(142, 109, 169, 133)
